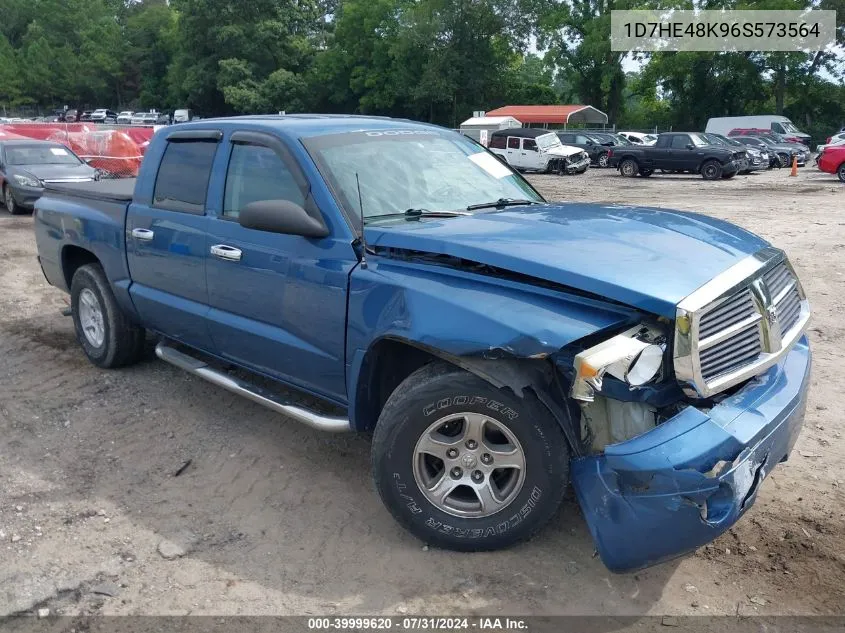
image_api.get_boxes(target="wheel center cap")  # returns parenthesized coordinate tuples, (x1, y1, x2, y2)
(461, 454, 477, 469)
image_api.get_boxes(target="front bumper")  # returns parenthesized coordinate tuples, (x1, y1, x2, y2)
(571, 335, 811, 572)
(8, 183, 44, 209)
(566, 157, 590, 174)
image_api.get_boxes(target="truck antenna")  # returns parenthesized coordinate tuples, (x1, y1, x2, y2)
(355, 172, 368, 269)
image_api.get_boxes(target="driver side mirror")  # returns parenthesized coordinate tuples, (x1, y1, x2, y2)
(238, 199, 329, 238)
(686, 143, 695, 150)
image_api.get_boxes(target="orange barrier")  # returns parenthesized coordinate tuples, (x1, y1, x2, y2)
(790, 155, 798, 177)
(0, 123, 154, 177)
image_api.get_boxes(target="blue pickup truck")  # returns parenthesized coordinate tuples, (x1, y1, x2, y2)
(33, 115, 811, 571)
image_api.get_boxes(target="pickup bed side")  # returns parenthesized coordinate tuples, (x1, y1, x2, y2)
(34, 179, 139, 321)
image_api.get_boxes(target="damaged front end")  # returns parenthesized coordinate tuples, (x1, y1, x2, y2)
(560, 250, 812, 571)
(569, 336, 810, 571)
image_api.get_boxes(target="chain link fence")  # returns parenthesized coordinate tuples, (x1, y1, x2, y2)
(0, 122, 155, 179)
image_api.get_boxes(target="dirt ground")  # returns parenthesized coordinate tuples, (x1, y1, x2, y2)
(0, 166, 843, 620)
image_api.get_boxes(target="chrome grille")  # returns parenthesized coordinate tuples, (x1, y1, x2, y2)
(698, 287, 756, 339)
(700, 322, 762, 380)
(674, 248, 811, 398)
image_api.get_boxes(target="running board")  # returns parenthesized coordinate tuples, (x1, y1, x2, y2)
(155, 342, 351, 433)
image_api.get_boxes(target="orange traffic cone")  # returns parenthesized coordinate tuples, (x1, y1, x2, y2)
(789, 155, 798, 176)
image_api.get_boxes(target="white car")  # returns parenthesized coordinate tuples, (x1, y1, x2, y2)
(815, 132, 845, 155)
(116, 111, 134, 125)
(488, 129, 590, 174)
(618, 131, 658, 146)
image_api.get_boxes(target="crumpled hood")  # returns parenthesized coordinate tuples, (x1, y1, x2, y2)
(366, 203, 769, 318)
(546, 145, 584, 158)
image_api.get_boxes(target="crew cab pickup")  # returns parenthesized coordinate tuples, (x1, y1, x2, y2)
(608, 132, 747, 180)
(34, 116, 811, 572)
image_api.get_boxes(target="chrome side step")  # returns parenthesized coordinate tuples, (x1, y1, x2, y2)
(155, 342, 351, 433)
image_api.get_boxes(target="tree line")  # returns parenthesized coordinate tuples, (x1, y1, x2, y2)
(0, 0, 843, 140)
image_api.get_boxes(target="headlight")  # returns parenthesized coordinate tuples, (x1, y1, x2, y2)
(571, 324, 666, 401)
(13, 173, 41, 188)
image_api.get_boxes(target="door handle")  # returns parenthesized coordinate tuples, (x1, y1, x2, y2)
(131, 228, 154, 241)
(210, 244, 242, 262)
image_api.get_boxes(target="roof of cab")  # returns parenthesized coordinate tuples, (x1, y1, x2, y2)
(175, 114, 445, 138)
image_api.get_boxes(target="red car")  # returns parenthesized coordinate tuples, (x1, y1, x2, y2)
(818, 145, 845, 182)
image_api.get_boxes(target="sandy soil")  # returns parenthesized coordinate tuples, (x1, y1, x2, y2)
(0, 166, 843, 620)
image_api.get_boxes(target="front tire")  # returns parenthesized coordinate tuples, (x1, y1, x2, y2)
(3, 185, 24, 215)
(597, 153, 609, 168)
(838, 162, 845, 183)
(777, 152, 790, 168)
(701, 160, 722, 180)
(70, 263, 145, 368)
(372, 363, 569, 551)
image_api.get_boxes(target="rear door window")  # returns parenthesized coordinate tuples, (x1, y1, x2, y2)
(670, 135, 691, 149)
(153, 140, 218, 214)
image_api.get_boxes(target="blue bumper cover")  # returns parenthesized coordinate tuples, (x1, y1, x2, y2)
(571, 336, 811, 572)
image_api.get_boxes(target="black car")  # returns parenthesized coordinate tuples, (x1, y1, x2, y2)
(733, 136, 799, 168)
(0, 140, 98, 214)
(608, 132, 744, 180)
(556, 131, 612, 167)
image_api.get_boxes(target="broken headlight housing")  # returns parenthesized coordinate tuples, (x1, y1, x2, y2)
(571, 324, 667, 402)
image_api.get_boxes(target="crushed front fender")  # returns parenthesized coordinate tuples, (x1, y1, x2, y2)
(571, 336, 811, 572)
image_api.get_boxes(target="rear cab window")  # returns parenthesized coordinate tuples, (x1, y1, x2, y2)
(153, 140, 218, 214)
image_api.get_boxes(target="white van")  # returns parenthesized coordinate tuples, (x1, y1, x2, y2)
(705, 115, 811, 145)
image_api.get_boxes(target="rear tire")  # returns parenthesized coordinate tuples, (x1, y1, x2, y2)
(619, 159, 639, 177)
(372, 362, 569, 551)
(70, 263, 145, 368)
(701, 160, 722, 180)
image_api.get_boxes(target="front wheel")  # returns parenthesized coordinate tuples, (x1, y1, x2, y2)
(3, 185, 24, 215)
(838, 162, 845, 183)
(597, 153, 609, 168)
(372, 363, 569, 551)
(777, 153, 790, 168)
(701, 160, 722, 180)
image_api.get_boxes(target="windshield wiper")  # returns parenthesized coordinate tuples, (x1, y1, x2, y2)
(466, 198, 541, 211)
(364, 208, 469, 224)
(404, 208, 470, 218)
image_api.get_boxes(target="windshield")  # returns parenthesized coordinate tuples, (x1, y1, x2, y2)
(611, 134, 632, 145)
(5, 144, 83, 166)
(643, 134, 658, 143)
(688, 133, 713, 147)
(306, 130, 543, 222)
(781, 121, 799, 133)
(536, 133, 561, 150)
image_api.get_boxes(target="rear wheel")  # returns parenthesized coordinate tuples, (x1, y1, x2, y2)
(372, 363, 569, 551)
(701, 160, 722, 180)
(70, 263, 145, 368)
(619, 159, 639, 177)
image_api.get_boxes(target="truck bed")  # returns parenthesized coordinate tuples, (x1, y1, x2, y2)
(43, 178, 137, 202)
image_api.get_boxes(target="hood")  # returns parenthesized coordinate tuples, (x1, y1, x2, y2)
(546, 145, 584, 158)
(14, 163, 97, 182)
(366, 203, 769, 318)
